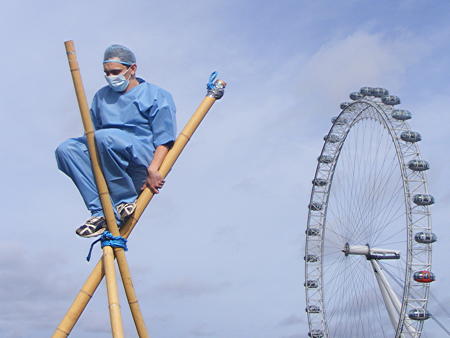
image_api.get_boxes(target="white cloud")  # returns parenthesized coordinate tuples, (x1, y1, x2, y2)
(297, 30, 429, 112)
(278, 314, 305, 327)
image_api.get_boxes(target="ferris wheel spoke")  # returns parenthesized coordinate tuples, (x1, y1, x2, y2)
(350, 154, 401, 242)
(354, 123, 384, 231)
(354, 179, 403, 243)
(368, 192, 405, 243)
(371, 200, 406, 243)
(371, 207, 406, 245)
(364, 157, 402, 232)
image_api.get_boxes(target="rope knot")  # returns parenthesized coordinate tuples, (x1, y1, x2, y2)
(86, 231, 128, 262)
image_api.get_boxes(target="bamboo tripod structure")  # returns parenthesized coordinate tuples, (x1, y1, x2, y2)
(53, 40, 226, 337)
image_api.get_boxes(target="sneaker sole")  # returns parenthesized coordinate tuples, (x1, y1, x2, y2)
(76, 227, 106, 238)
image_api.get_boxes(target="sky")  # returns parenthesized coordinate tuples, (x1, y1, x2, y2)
(0, 0, 449, 337)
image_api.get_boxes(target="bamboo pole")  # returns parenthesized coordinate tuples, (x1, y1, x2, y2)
(103, 246, 124, 338)
(63, 40, 155, 338)
(120, 95, 219, 238)
(52, 74, 226, 337)
(63, 40, 128, 338)
(114, 247, 148, 337)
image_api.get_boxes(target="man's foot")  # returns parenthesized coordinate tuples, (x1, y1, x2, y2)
(76, 216, 106, 238)
(116, 202, 137, 222)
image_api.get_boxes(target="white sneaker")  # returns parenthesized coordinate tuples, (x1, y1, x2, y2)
(116, 202, 137, 221)
(76, 216, 106, 238)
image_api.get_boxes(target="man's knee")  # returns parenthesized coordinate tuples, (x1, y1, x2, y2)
(55, 139, 80, 161)
(94, 129, 116, 149)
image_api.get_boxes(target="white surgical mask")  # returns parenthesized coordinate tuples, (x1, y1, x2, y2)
(105, 67, 132, 92)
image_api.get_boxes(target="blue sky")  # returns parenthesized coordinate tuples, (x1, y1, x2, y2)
(0, 1, 449, 337)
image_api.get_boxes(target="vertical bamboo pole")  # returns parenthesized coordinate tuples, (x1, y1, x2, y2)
(65, 40, 152, 337)
(64, 40, 126, 338)
(114, 248, 149, 337)
(52, 79, 226, 337)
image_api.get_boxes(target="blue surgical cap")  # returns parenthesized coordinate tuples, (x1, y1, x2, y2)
(103, 44, 136, 66)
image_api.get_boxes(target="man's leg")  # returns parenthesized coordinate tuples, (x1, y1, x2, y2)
(94, 129, 152, 210)
(55, 137, 103, 217)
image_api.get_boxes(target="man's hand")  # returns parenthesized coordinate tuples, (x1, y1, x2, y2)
(141, 144, 170, 194)
(141, 168, 165, 194)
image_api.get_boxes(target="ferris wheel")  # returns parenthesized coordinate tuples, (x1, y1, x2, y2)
(304, 87, 437, 338)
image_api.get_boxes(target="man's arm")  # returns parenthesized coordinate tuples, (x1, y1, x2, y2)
(141, 144, 170, 194)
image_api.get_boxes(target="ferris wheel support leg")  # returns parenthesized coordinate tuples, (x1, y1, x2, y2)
(371, 259, 400, 329)
(370, 260, 418, 337)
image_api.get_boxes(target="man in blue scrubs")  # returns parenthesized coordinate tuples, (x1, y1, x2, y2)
(56, 44, 176, 238)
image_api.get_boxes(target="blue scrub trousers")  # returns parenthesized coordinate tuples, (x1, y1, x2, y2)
(55, 128, 153, 218)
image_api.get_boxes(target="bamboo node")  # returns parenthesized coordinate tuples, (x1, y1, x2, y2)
(80, 289, 93, 298)
(55, 327, 69, 336)
(180, 132, 191, 141)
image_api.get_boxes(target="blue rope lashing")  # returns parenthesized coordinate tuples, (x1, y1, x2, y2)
(206, 71, 218, 90)
(86, 231, 128, 262)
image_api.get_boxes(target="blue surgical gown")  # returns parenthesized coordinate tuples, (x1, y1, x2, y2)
(56, 78, 177, 219)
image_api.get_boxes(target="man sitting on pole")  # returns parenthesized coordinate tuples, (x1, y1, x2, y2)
(56, 44, 176, 238)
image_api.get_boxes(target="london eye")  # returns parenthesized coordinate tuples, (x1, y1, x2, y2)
(304, 87, 436, 337)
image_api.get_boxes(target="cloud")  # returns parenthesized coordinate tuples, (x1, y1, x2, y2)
(189, 324, 216, 337)
(0, 242, 78, 336)
(154, 279, 231, 299)
(278, 314, 305, 327)
(296, 30, 429, 114)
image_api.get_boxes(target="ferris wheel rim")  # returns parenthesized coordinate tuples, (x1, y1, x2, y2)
(304, 93, 433, 338)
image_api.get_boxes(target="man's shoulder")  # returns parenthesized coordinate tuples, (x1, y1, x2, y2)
(137, 79, 171, 98)
(94, 85, 113, 99)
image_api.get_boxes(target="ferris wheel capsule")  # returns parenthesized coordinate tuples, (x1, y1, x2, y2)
(318, 155, 334, 164)
(413, 194, 435, 206)
(304, 254, 320, 263)
(413, 270, 436, 283)
(323, 134, 341, 143)
(408, 309, 431, 321)
(350, 92, 364, 100)
(360, 87, 374, 96)
(308, 202, 323, 211)
(312, 178, 328, 186)
(306, 305, 321, 313)
(414, 231, 437, 243)
(304, 280, 319, 288)
(331, 116, 348, 125)
(392, 109, 412, 120)
(306, 228, 321, 236)
(340, 102, 351, 110)
(373, 87, 389, 97)
(382, 95, 401, 105)
(401, 131, 422, 143)
(308, 329, 324, 338)
(408, 159, 430, 171)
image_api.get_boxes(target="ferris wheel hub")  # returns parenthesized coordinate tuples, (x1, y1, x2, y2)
(342, 243, 400, 260)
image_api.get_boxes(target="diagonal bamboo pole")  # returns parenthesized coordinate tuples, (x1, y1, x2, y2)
(63, 40, 144, 338)
(52, 70, 226, 337)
